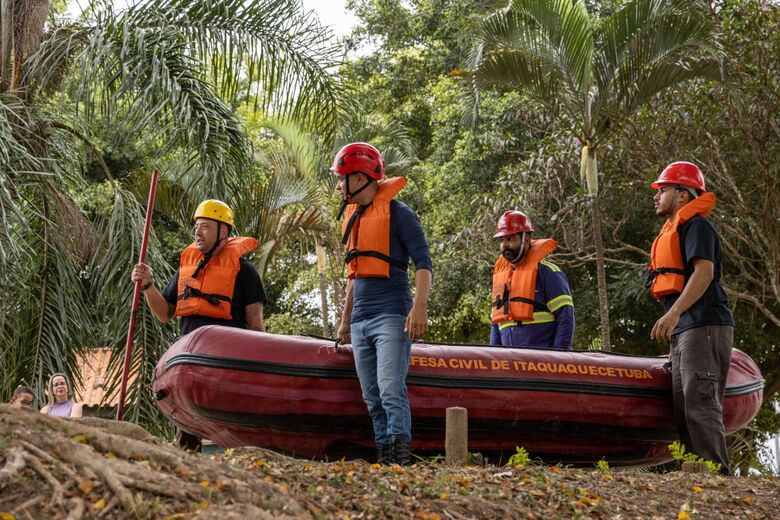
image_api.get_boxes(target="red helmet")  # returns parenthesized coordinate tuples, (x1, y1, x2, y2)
(330, 142, 385, 180)
(494, 210, 534, 238)
(651, 161, 706, 191)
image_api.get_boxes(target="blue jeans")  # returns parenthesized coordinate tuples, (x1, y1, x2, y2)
(351, 314, 412, 445)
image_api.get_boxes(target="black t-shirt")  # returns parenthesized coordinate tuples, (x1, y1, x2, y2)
(660, 216, 735, 334)
(163, 258, 267, 336)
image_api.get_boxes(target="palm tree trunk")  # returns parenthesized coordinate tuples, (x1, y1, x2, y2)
(34, 192, 51, 390)
(315, 241, 331, 337)
(590, 193, 611, 351)
(0, 0, 13, 89)
(318, 271, 331, 337)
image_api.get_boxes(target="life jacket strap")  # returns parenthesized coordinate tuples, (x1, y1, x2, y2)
(336, 200, 348, 220)
(341, 204, 369, 245)
(178, 285, 233, 307)
(509, 296, 549, 312)
(191, 253, 212, 280)
(643, 267, 686, 288)
(493, 288, 549, 314)
(494, 285, 511, 315)
(344, 249, 408, 270)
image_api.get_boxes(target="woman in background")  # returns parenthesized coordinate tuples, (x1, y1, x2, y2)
(40, 373, 83, 418)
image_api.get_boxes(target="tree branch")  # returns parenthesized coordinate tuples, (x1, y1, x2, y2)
(724, 287, 780, 328)
(0, 448, 26, 487)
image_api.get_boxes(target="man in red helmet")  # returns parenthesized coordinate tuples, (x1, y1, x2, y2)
(647, 161, 734, 475)
(332, 142, 432, 465)
(490, 211, 574, 350)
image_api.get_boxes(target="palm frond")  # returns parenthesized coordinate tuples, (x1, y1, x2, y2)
(381, 146, 416, 179)
(595, 0, 722, 119)
(509, 0, 594, 96)
(87, 185, 176, 431)
(626, 56, 720, 115)
(0, 183, 94, 403)
(0, 93, 44, 263)
(260, 116, 325, 181)
(24, 0, 347, 187)
(121, 167, 183, 228)
(85, 6, 252, 184)
(236, 146, 325, 274)
(338, 115, 415, 154)
(21, 22, 90, 98)
(141, 0, 344, 135)
(472, 0, 595, 118)
(461, 42, 484, 127)
(253, 203, 323, 276)
(472, 45, 559, 110)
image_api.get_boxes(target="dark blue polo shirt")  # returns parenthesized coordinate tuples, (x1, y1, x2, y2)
(350, 200, 432, 323)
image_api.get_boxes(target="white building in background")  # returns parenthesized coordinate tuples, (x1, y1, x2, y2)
(762, 401, 780, 474)
(769, 434, 780, 473)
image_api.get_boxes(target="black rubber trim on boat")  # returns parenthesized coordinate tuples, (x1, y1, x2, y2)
(181, 407, 672, 465)
(163, 353, 764, 399)
(188, 404, 679, 443)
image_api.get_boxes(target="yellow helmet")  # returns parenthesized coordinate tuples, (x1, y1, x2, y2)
(193, 199, 234, 227)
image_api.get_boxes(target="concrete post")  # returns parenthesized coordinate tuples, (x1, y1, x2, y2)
(446, 406, 468, 466)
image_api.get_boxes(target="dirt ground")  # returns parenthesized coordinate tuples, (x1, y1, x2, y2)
(1, 405, 778, 519)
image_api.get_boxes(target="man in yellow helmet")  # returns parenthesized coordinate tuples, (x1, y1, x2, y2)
(131, 199, 266, 336)
(131, 199, 266, 450)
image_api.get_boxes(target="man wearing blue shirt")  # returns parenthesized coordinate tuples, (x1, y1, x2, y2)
(490, 210, 575, 350)
(333, 142, 432, 466)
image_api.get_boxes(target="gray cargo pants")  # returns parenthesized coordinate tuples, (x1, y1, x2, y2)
(671, 325, 733, 474)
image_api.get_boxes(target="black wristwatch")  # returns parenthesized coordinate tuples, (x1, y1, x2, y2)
(142, 281, 153, 291)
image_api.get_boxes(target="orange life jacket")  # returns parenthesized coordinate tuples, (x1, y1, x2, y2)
(176, 236, 258, 319)
(647, 192, 716, 300)
(341, 177, 408, 279)
(491, 239, 557, 324)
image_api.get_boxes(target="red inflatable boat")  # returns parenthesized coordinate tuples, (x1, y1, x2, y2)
(151, 326, 763, 466)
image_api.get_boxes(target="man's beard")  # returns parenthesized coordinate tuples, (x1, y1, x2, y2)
(501, 247, 523, 263)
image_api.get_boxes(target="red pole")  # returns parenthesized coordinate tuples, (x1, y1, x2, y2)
(117, 169, 159, 421)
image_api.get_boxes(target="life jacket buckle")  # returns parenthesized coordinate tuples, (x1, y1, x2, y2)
(642, 268, 657, 289)
(493, 285, 510, 315)
(344, 248, 359, 264)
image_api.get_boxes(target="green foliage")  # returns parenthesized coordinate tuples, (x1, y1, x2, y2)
(2, 0, 777, 475)
(612, 0, 780, 426)
(507, 446, 530, 467)
(466, 452, 487, 466)
(262, 241, 328, 335)
(0, 0, 347, 434)
(344, 0, 499, 159)
(596, 458, 610, 473)
(668, 442, 722, 475)
(72, 180, 124, 220)
(467, 0, 723, 351)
